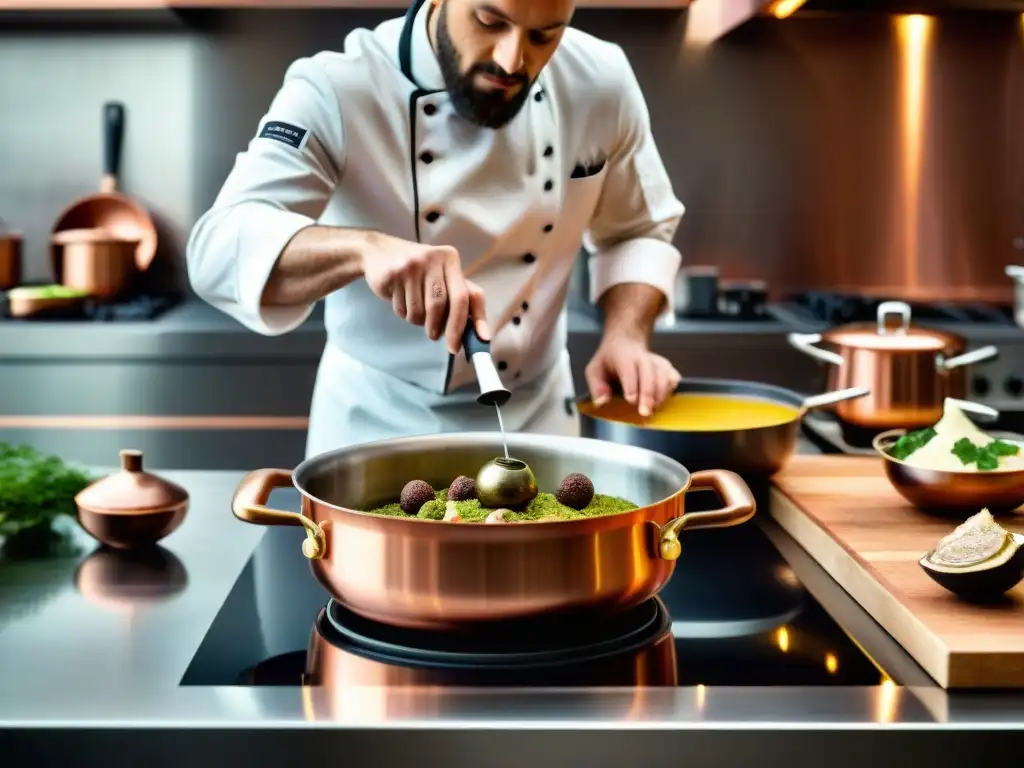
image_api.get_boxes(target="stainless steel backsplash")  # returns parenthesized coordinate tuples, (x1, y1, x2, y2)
(1, 9, 1021, 301)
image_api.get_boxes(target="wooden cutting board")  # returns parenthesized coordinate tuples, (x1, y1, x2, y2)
(770, 455, 1024, 689)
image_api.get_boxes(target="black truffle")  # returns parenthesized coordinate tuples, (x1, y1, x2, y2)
(448, 475, 477, 502)
(400, 480, 435, 515)
(556, 473, 594, 510)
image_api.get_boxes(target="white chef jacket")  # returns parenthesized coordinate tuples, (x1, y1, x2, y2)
(186, 0, 685, 457)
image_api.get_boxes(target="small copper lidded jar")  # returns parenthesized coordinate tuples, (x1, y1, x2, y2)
(75, 449, 189, 550)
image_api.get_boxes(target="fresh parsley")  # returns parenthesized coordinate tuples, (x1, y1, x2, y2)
(950, 437, 1020, 471)
(889, 427, 937, 460)
(0, 443, 96, 539)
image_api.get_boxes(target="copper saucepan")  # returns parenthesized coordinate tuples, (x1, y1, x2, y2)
(0, 216, 22, 290)
(51, 102, 157, 282)
(230, 432, 757, 631)
(788, 300, 998, 437)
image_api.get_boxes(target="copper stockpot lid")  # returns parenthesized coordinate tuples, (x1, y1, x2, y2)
(822, 300, 960, 352)
(76, 449, 189, 514)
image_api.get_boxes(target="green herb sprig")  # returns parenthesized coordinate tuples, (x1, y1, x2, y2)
(0, 443, 96, 539)
(951, 437, 1020, 471)
(888, 427, 937, 461)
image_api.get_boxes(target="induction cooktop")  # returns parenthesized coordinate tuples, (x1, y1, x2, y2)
(181, 485, 893, 690)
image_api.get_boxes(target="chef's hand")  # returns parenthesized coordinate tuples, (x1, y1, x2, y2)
(585, 333, 681, 418)
(361, 233, 490, 354)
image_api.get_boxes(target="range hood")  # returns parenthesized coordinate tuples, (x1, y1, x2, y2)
(685, 0, 1024, 45)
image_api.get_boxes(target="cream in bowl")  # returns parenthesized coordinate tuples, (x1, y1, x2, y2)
(873, 399, 1024, 514)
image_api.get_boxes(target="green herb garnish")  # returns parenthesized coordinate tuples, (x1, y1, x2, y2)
(0, 443, 96, 540)
(889, 427, 937, 460)
(950, 438, 1020, 471)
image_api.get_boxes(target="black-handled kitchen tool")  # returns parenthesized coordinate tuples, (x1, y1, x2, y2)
(103, 102, 125, 182)
(462, 320, 511, 407)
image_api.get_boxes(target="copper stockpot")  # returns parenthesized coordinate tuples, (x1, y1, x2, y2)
(0, 220, 22, 290)
(52, 228, 139, 300)
(230, 432, 757, 630)
(788, 300, 998, 434)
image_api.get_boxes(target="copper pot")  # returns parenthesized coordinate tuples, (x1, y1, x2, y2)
(788, 300, 998, 432)
(0, 223, 22, 290)
(52, 227, 139, 300)
(230, 432, 757, 630)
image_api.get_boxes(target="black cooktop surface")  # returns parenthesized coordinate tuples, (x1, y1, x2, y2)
(182, 488, 890, 690)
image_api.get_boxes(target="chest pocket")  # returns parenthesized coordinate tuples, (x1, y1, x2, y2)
(552, 162, 608, 254)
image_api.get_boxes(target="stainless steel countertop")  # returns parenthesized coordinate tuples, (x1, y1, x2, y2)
(3, 441, 1024, 730)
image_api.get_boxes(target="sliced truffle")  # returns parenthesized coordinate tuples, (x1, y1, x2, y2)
(400, 479, 435, 515)
(448, 475, 477, 502)
(556, 473, 594, 510)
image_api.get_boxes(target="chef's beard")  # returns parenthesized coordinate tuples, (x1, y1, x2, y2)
(436, 3, 532, 129)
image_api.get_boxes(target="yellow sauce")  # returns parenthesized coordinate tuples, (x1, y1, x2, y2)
(579, 393, 800, 432)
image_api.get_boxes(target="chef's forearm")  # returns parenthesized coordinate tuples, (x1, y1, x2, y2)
(261, 225, 370, 306)
(598, 283, 666, 345)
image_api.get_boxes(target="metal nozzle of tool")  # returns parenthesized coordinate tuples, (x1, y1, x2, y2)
(462, 321, 511, 407)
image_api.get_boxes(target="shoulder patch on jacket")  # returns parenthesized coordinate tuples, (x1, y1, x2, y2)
(257, 120, 310, 150)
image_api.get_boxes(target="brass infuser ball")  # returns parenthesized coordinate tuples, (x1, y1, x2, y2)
(476, 457, 538, 509)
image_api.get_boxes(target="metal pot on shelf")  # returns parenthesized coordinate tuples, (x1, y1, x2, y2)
(229, 432, 757, 631)
(1006, 265, 1024, 329)
(0, 216, 22, 291)
(788, 300, 998, 435)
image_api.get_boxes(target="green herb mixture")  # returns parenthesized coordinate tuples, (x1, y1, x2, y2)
(366, 487, 638, 522)
(0, 443, 97, 539)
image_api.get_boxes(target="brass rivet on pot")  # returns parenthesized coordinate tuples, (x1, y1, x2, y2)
(660, 536, 682, 561)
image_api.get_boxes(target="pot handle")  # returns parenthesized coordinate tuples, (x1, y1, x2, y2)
(800, 386, 870, 412)
(658, 469, 756, 561)
(1006, 265, 1024, 281)
(230, 468, 325, 560)
(877, 300, 911, 335)
(939, 345, 999, 371)
(787, 333, 845, 367)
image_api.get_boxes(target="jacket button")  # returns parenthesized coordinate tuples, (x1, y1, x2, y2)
(425, 210, 441, 223)
(543, 224, 553, 233)
(420, 152, 434, 164)
(543, 146, 553, 157)
(512, 316, 521, 325)
(497, 361, 508, 371)
(534, 91, 544, 102)
(544, 180, 553, 192)
(424, 103, 437, 115)
(521, 301, 529, 311)
(522, 253, 536, 264)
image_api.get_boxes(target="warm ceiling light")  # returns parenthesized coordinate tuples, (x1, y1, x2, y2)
(768, 0, 809, 18)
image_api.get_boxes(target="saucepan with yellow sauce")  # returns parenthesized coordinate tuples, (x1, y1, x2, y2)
(873, 398, 1024, 514)
(578, 378, 870, 476)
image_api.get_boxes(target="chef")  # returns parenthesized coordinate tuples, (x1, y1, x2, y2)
(187, 0, 686, 458)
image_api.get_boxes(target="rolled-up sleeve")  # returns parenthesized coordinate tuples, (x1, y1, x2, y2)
(186, 55, 345, 335)
(585, 46, 684, 316)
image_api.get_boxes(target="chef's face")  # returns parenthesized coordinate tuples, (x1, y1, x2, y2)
(432, 0, 573, 129)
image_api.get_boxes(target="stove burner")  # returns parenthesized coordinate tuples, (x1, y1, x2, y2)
(319, 598, 670, 670)
(789, 291, 1014, 326)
